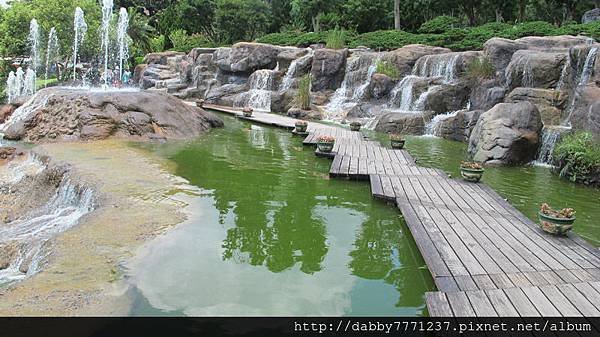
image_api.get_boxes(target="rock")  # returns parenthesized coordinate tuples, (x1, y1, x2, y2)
(515, 35, 594, 49)
(2, 88, 223, 142)
(483, 38, 528, 74)
(583, 8, 600, 23)
(0, 146, 17, 160)
(369, 73, 393, 99)
(287, 106, 322, 120)
(504, 50, 568, 89)
(310, 49, 348, 91)
(468, 102, 542, 165)
(569, 85, 600, 136)
(505, 87, 567, 125)
(347, 102, 384, 118)
(421, 82, 471, 114)
(277, 47, 310, 70)
(381, 44, 451, 77)
(143, 51, 186, 65)
(0, 242, 19, 270)
(311, 91, 332, 106)
(205, 83, 248, 106)
(132, 64, 147, 86)
(374, 111, 436, 135)
(0, 104, 15, 123)
(469, 79, 506, 111)
(187, 48, 217, 63)
(213, 43, 281, 73)
(436, 110, 483, 142)
(271, 90, 296, 113)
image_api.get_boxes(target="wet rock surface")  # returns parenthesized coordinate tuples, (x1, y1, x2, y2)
(374, 111, 435, 135)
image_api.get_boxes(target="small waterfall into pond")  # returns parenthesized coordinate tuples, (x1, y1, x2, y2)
(72, 7, 88, 81)
(533, 126, 570, 166)
(424, 110, 459, 137)
(413, 53, 460, 83)
(247, 69, 274, 112)
(101, 0, 114, 87)
(117, 7, 130, 81)
(44, 27, 59, 86)
(280, 49, 313, 92)
(388, 75, 422, 111)
(578, 47, 598, 86)
(0, 174, 94, 284)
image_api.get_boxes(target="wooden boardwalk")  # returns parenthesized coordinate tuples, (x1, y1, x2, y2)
(204, 104, 600, 317)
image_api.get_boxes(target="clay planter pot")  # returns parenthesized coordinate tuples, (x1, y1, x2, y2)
(391, 139, 405, 149)
(295, 123, 308, 133)
(460, 166, 484, 183)
(350, 123, 361, 131)
(242, 107, 253, 117)
(538, 212, 575, 235)
(317, 141, 335, 153)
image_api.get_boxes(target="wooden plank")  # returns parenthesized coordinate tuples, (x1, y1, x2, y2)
(489, 274, 515, 289)
(555, 269, 582, 283)
(435, 276, 459, 292)
(339, 155, 351, 176)
(348, 155, 359, 176)
(472, 275, 498, 290)
(524, 271, 550, 286)
(504, 287, 540, 317)
(455, 275, 479, 291)
(380, 175, 395, 200)
(539, 285, 582, 317)
(466, 290, 498, 317)
(572, 282, 600, 311)
(507, 273, 534, 287)
(446, 292, 476, 317)
(556, 283, 600, 316)
(329, 154, 342, 176)
(521, 286, 561, 316)
(486, 289, 520, 317)
(426, 292, 453, 317)
(369, 175, 384, 199)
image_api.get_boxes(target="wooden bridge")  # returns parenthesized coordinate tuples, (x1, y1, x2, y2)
(205, 104, 600, 317)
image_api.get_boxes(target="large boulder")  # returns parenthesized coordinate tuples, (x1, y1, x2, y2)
(569, 85, 600, 136)
(143, 51, 186, 65)
(421, 82, 471, 114)
(369, 73, 394, 99)
(381, 44, 451, 77)
(374, 111, 435, 135)
(583, 8, 600, 23)
(213, 43, 281, 74)
(483, 38, 527, 74)
(504, 50, 568, 89)
(469, 79, 506, 111)
(505, 87, 567, 125)
(310, 49, 348, 91)
(0, 104, 15, 123)
(2, 88, 223, 142)
(436, 110, 483, 142)
(468, 101, 543, 165)
(205, 83, 248, 106)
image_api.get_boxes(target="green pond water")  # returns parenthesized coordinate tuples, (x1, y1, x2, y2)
(126, 114, 599, 316)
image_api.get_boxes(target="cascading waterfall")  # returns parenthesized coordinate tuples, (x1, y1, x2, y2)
(556, 58, 570, 91)
(326, 57, 360, 115)
(424, 110, 460, 137)
(117, 7, 130, 81)
(280, 49, 313, 91)
(522, 56, 535, 87)
(101, 0, 114, 87)
(352, 58, 378, 101)
(388, 75, 421, 111)
(72, 7, 88, 81)
(1, 90, 54, 131)
(413, 53, 460, 83)
(533, 126, 570, 166)
(28, 19, 41, 72)
(0, 175, 94, 284)
(44, 27, 59, 87)
(246, 69, 274, 112)
(578, 47, 598, 86)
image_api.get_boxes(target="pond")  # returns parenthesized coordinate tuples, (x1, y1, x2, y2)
(125, 114, 599, 317)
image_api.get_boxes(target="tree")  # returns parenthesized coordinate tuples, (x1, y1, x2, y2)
(394, 0, 401, 30)
(269, 0, 292, 33)
(127, 7, 155, 54)
(157, 0, 215, 37)
(290, 0, 339, 32)
(214, 0, 271, 44)
(343, 0, 392, 33)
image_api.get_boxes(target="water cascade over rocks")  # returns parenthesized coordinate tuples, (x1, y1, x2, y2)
(246, 69, 275, 112)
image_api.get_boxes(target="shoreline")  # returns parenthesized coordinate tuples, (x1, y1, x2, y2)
(0, 139, 191, 315)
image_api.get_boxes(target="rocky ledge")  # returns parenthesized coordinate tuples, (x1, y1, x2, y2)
(2, 88, 223, 142)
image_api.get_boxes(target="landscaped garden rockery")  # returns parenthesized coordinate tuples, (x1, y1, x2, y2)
(295, 120, 308, 133)
(316, 135, 335, 153)
(538, 203, 576, 235)
(350, 121, 361, 131)
(460, 161, 484, 182)
(390, 134, 405, 149)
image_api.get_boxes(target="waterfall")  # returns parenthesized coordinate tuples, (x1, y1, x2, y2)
(28, 19, 41, 72)
(352, 59, 378, 101)
(326, 57, 360, 114)
(556, 58, 570, 91)
(44, 27, 59, 86)
(413, 85, 441, 111)
(72, 7, 88, 81)
(424, 110, 459, 137)
(280, 50, 313, 92)
(101, 0, 114, 87)
(117, 7, 130, 81)
(0, 176, 94, 284)
(247, 69, 274, 112)
(578, 47, 598, 86)
(533, 126, 570, 166)
(522, 56, 535, 88)
(413, 53, 460, 82)
(1, 90, 53, 131)
(388, 75, 421, 111)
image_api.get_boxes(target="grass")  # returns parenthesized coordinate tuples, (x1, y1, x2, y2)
(465, 56, 495, 83)
(553, 131, 600, 185)
(375, 60, 400, 80)
(294, 73, 312, 110)
(36, 78, 58, 89)
(325, 29, 346, 49)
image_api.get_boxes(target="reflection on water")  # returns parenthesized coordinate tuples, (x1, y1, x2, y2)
(126, 116, 433, 316)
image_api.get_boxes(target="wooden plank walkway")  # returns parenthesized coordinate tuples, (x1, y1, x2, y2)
(204, 104, 600, 317)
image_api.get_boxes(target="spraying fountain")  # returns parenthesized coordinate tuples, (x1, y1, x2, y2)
(28, 19, 41, 72)
(117, 7, 130, 82)
(101, 0, 114, 87)
(44, 27, 59, 87)
(72, 7, 88, 81)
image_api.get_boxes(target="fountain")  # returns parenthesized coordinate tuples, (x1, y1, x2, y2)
(117, 7, 130, 81)
(28, 19, 41, 72)
(23, 69, 36, 97)
(72, 7, 88, 81)
(101, 0, 114, 87)
(44, 27, 59, 86)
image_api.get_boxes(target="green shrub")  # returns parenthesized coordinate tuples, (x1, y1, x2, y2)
(134, 56, 145, 66)
(465, 57, 495, 83)
(169, 29, 213, 52)
(375, 60, 400, 79)
(510, 21, 559, 38)
(418, 16, 462, 34)
(255, 31, 304, 46)
(295, 73, 312, 110)
(150, 35, 166, 52)
(553, 131, 600, 185)
(325, 29, 346, 49)
(348, 30, 425, 50)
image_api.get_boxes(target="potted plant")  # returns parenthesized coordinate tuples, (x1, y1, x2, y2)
(295, 120, 308, 133)
(390, 134, 405, 149)
(242, 106, 253, 117)
(196, 99, 205, 108)
(317, 135, 335, 153)
(538, 203, 576, 235)
(460, 161, 484, 182)
(350, 121, 361, 131)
